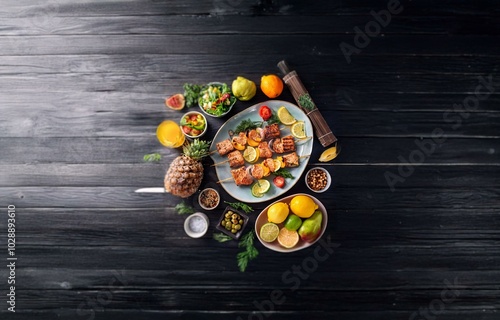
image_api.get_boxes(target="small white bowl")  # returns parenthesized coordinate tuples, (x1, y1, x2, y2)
(305, 167, 331, 193)
(180, 111, 208, 139)
(184, 212, 209, 238)
(198, 188, 220, 211)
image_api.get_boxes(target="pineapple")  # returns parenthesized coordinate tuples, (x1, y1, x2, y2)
(164, 139, 210, 198)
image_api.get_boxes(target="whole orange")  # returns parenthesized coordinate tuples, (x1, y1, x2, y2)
(260, 74, 284, 98)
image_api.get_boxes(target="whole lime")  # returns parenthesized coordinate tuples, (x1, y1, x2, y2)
(284, 214, 302, 231)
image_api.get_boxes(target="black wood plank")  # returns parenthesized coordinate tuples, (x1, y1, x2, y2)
(2, 15, 500, 36)
(1, 137, 498, 164)
(1, 107, 498, 137)
(12, 208, 500, 247)
(2, 164, 499, 188)
(1, 186, 499, 209)
(2, 35, 500, 56)
(1, 54, 499, 76)
(1, 0, 499, 17)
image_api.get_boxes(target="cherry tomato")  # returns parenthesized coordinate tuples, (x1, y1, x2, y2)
(191, 129, 201, 136)
(273, 176, 285, 188)
(182, 126, 192, 134)
(259, 105, 272, 121)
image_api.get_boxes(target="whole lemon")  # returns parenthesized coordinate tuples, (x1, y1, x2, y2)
(260, 74, 284, 98)
(289, 195, 318, 218)
(267, 202, 289, 224)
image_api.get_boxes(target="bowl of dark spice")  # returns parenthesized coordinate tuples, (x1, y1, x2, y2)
(184, 212, 209, 238)
(305, 167, 331, 193)
(198, 188, 220, 210)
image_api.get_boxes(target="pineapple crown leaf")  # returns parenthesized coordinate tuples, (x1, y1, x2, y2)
(182, 139, 211, 160)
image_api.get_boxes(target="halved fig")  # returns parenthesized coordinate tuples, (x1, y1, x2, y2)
(165, 93, 185, 110)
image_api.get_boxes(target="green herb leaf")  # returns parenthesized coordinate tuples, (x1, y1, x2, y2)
(143, 153, 161, 162)
(274, 168, 295, 179)
(298, 93, 315, 111)
(266, 113, 281, 125)
(183, 83, 203, 108)
(175, 201, 195, 215)
(234, 119, 262, 134)
(224, 201, 254, 214)
(213, 233, 233, 243)
(237, 230, 258, 272)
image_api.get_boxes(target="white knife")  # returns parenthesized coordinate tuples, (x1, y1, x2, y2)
(135, 187, 166, 193)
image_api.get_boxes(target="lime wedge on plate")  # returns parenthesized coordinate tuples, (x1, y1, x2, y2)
(251, 179, 271, 198)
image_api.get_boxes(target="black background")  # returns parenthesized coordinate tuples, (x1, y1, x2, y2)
(1, 1, 499, 319)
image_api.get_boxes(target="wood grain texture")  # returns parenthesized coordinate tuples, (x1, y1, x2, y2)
(1, 1, 499, 319)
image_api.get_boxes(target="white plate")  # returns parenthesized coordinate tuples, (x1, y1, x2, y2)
(255, 193, 328, 253)
(209, 100, 313, 203)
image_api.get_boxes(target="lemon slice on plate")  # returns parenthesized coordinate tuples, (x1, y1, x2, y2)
(277, 106, 297, 125)
(243, 146, 259, 163)
(291, 121, 306, 139)
(319, 144, 340, 162)
(259, 223, 279, 242)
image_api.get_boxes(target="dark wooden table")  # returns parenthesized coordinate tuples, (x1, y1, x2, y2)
(1, 1, 499, 319)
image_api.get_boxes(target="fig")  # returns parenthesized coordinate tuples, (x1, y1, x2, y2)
(165, 93, 185, 110)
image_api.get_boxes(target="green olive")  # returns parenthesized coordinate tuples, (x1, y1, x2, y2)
(239, 219, 244, 225)
(221, 221, 226, 227)
(231, 228, 237, 234)
(225, 212, 231, 218)
(234, 224, 241, 230)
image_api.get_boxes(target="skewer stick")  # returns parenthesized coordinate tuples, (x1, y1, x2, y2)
(211, 159, 229, 167)
(216, 177, 234, 184)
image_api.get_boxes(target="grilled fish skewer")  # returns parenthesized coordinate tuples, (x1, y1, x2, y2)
(211, 150, 245, 168)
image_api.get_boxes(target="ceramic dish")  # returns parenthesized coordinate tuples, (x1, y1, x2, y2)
(215, 206, 249, 240)
(209, 100, 314, 203)
(254, 193, 328, 253)
(198, 188, 220, 210)
(305, 167, 332, 193)
(198, 82, 237, 118)
(184, 212, 209, 238)
(180, 111, 207, 139)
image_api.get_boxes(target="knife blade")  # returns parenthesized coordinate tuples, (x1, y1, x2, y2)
(134, 187, 166, 193)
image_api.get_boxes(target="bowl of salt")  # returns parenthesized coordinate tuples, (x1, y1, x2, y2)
(184, 212, 209, 238)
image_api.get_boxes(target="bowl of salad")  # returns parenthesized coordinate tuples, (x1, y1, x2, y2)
(198, 82, 237, 118)
(180, 111, 207, 139)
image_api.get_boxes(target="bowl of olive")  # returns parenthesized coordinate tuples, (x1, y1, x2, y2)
(216, 206, 249, 240)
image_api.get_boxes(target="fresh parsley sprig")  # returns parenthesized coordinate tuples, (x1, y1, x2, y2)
(213, 233, 233, 243)
(234, 119, 262, 134)
(237, 230, 258, 272)
(143, 153, 161, 162)
(183, 83, 203, 108)
(266, 113, 281, 125)
(175, 201, 195, 215)
(224, 201, 254, 214)
(274, 168, 295, 179)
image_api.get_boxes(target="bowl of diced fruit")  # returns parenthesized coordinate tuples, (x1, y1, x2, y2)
(180, 111, 207, 139)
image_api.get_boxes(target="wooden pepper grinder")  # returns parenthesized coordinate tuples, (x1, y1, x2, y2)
(277, 60, 337, 147)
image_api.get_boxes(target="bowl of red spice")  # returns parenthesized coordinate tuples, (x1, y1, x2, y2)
(305, 167, 331, 193)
